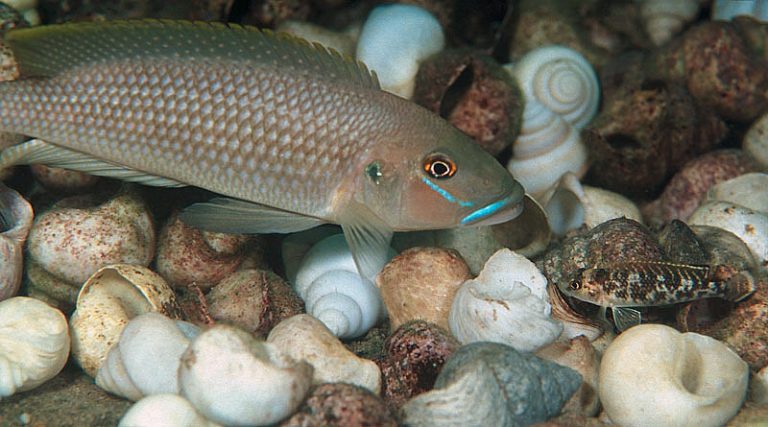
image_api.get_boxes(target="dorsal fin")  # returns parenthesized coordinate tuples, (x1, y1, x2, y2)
(4, 19, 380, 88)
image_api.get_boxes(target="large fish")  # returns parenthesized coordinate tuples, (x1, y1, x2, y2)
(0, 20, 524, 279)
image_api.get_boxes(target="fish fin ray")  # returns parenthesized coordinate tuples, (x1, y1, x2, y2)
(612, 307, 642, 331)
(339, 200, 394, 282)
(725, 271, 756, 302)
(6, 19, 379, 88)
(0, 138, 186, 187)
(180, 197, 326, 234)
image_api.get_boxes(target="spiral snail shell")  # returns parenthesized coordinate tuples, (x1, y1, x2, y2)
(293, 234, 394, 339)
(509, 45, 599, 130)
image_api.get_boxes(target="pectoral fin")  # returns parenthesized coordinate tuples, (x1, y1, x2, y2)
(180, 197, 326, 234)
(0, 139, 186, 187)
(338, 200, 395, 282)
(612, 307, 642, 331)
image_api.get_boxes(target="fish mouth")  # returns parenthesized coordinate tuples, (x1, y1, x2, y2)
(460, 193, 524, 227)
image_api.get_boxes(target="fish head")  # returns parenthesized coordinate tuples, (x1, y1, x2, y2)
(357, 121, 525, 231)
(561, 267, 607, 305)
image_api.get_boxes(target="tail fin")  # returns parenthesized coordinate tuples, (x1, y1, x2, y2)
(724, 270, 756, 302)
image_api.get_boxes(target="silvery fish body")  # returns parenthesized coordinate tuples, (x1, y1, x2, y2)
(0, 20, 524, 278)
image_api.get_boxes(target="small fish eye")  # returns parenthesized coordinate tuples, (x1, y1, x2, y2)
(365, 161, 382, 184)
(423, 154, 456, 179)
(569, 281, 582, 291)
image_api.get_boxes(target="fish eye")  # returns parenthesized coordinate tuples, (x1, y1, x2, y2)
(365, 161, 382, 184)
(569, 280, 582, 291)
(423, 154, 456, 179)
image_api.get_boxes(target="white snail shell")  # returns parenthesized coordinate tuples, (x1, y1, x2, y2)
(448, 249, 562, 352)
(639, 0, 701, 46)
(509, 45, 599, 129)
(688, 201, 768, 268)
(743, 111, 768, 170)
(95, 312, 200, 401)
(506, 101, 589, 198)
(600, 324, 748, 427)
(179, 325, 313, 426)
(712, 0, 768, 22)
(0, 296, 70, 399)
(0, 183, 33, 301)
(541, 173, 642, 236)
(119, 394, 220, 427)
(293, 234, 393, 339)
(69, 264, 182, 377)
(356, 3, 444, 99)
(267, 314, 381, 393)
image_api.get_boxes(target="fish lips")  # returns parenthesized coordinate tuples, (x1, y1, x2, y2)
(459, 192, 524, 227)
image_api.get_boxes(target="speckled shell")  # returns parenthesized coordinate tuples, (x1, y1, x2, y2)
(0, 296, 70, 398)
(600, 324, 748, 427)
(26, 189, 155, 307)
(0, 183, 32, 301)
(281, 383, 397, 427)
(155, 212, 251, 290)
(179, 325, 313, 426)
(266, 314, 381, 393)
(509, 45, 600, 129)
(449, 249, 562, 352)
(69, 264, 182, 378)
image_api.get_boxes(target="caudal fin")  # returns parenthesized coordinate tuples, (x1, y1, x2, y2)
(724, 270, 756, 302)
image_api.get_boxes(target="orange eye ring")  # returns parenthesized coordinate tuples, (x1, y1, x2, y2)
(424, 155, 456, 179)
(569, 281, 582, 291)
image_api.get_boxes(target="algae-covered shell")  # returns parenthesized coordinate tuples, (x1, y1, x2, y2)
(70, 264, 182, 377)
(0, 183, 33, 301)
(600, 324, 748, 427)
(0, 296, 70, 399)
(401, 341, 582, 426)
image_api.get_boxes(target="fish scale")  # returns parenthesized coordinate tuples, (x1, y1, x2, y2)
(0, 59, 394, 214)
(0, 20, 525, 280)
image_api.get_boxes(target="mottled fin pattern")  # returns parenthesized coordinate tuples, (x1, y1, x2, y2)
(339, 200, 394, 282)
(724, 270, 756, 302)
(0, 139, 186, 187)
(5, 19, 380, 89)
(180, 197, 326, 234)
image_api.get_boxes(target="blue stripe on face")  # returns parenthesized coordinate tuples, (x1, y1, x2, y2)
(421, 176, 474, 207)
(460, 195, 513, 225)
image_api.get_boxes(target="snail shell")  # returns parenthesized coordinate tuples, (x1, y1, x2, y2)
(293, 234, 393, 339)
(509, 45, 599, 129)
(0, 296, 70, 399)
(506, 101, 589, 198)
(640, 0, 701, 46)
(0, 183, 32, 301)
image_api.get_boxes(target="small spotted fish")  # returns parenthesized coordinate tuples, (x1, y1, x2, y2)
(0, 20, 525, 280)
(561, 261, 755, 331)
